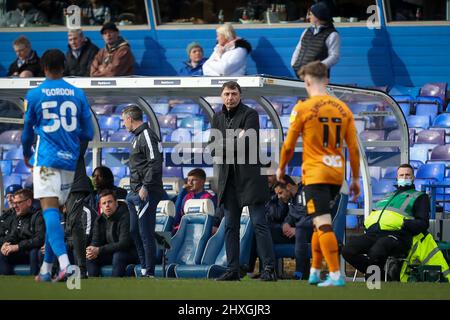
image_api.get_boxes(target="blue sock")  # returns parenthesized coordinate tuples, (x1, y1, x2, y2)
(43, 233, 55, 264)
(43, 208, 67, 257)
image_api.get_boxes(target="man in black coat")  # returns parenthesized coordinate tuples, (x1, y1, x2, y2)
(86, 189, 136, 277)
(0, 189, 45, 275)
(7, 35, 42, 77)
(64, 29, 99, 77)
(211, 81, 276, 281)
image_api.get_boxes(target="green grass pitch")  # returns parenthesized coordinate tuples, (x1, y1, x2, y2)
(0, 276, 449, 300)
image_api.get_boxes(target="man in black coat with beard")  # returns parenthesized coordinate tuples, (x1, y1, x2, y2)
(211, 81, 276, 281)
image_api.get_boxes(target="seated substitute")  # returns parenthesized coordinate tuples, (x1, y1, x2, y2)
(1, 184, 23, 245)
(0, 189, 45, 275)
(86, 189, 137, 277)
(92, 165, 128, 213)
(173, 168, 216, 233)
(342, 164, 430, 279)
(274, 175, 313, 280)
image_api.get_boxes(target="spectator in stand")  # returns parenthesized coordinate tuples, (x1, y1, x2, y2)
(0, 185, 23, 245)
(86, 189, 137, 277)
(92, 166, 128, 213)
(202, 23, 252, 76)
(290, 2, 340, 78)
(64, 29, 99, 77)
(0, 189, 45, 275)
(90, 22, 135, 76)
(7, 35, 42, 77)
(0, 0, 47, 28)
(83, 0, 113, 26)
(173, 168, 216, 233)
(179, 42, 207, 76)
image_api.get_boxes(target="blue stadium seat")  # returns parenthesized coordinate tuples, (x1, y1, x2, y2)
(154, 199, 214, 277)
(151, 103, 170, 115)
(114, 103, 135, 115)
(98, 115, 122, 132)
(0, 160, 12, 176)
(259, 115, 268, 128)
(3, 174, 21, 188)
(0, 130, 22, 144)
(92, 104, 114, 115)
(372, 179, 396, 202)
(383, 116, 398, 129)
(169, 128, 191, 143)
(415, 97, 440, 122)
(157, 115, 177, 129)
(155, 200, 175, 263)
(100, 264, 135, 277)
(174, 206, 253, 279)
(429, 145, 450, 164)
(109, 130, 132, 142)
(110, 167, 127, 179)
(416, 163, 445, 182)
(407, 115, 430, 130)
(415, 129, 445, 146)
(414, 178, 434, 193)
(179, 116, 206, 131)
(389, 85, 420, 98)
(3, 147, 24, 160)
(290, 166, 301, 177)
(383, 166, 398, 179)
(360, 130, 385, 141)
(410, 144, 431, 164)
(420, 83, 448, 106)
(392, 95, 413, 116)
(170, 104, 200, 117)
(279, 115, 290, 129)
(13, 160, 31, 174)
(432, 113, 450, 132)
(163, 166, 183, 178)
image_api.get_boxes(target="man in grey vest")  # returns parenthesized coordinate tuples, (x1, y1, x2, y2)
(291, 2, 340, 78)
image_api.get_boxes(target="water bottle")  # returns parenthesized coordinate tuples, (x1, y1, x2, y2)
(218, 9, 224, 24)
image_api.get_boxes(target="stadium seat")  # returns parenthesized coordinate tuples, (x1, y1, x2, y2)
(169, 128, 191, 143)
(407, 115, 431, 131)
(109, 130, 132, 142)
(415, 97, 440, 122)
(110, 167, 127, 180)
(389, 85, 420, 98)
(170, 104, 200, 117)
(279, 115, 290, 129)
(391, 95, 413, 116)
(162, 177, 184, 198)
(174, 206, 254, 279)
(154, 199, 214, 277)
(151, 103, 170, 115)
(155, 200, 175, 263)
(360, 130, 385, 141)
(383, 166, 399, 179)
(386, 129, 415, 146)
(432, 113, 450, 128)
(92, 104, 114, 115)
(414, 178, 434, 193)
(157, 115, 177, 129)
(291, 166, 301, 177)
(259, 115, 268, 128)
(179, 116, 206, 131)
(3, 174, 21, 188)
(415, 129, 445, 146)
(410, 144, 432, 164)
(383, 116, 398, 129)
(163, 166, 183, 178)
(0, 130, 22, 145)
(419, 82, 448, 107)
(415, 163, 446, 182)
(372, 179, 396, 202)
(13, 160, 31, 174)
(98, 115, 122, 132)
(0, 160, 12, 176)
(429, 145, 450, 164)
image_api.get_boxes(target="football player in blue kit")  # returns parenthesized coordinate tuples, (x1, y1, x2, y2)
(21, 49, 94, 282)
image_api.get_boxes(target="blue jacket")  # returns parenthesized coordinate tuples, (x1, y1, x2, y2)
(179, 57, 207, 76)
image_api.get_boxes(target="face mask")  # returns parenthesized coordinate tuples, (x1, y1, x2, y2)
(397, 178, 413, 187)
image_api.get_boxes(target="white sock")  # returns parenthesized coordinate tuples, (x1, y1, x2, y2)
(310, 268, 321, 276)
(329, 271, 341, 281)
(141, 268, 147, 276)
(58, 254, 70, 270)
(40, 262, 53, 274)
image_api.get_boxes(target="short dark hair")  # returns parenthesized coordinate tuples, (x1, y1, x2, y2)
(398, 163, 414, 173)
(274, 175, 296, 189)
(122, 105, 143, 121)
(297, 61, 328, 81)
(187, 168, 206, 180)
(98, 189, 117, 201)
(14, 188, 33, 200)
(221, 81, 241, 93)
(41, 49, 65, 74)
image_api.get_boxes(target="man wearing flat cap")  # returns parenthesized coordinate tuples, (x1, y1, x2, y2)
(90, 22, 135, 76)
(291, 1, 340, 78)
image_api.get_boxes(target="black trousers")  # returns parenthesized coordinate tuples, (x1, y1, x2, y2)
(0, 249, 41, 275)
(65, 191, 90, 275)
(222, 176, 275, 273)
(342, 232, 411, 274)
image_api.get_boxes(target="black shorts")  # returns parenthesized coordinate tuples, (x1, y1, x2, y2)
(303, 184, 341, 216)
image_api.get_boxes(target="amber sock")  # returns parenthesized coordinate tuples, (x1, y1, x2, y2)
(318, 227, 340, 272)
(311, 230, 323, 269)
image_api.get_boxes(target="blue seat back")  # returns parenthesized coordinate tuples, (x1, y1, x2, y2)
(416, 163, 445, 182)
(407, 115, 430, 130)
(432, 113, 450, 128)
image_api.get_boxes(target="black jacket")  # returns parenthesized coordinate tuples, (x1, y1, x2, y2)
(284, 185, 312, 229)
(64, 37, 99, 77)
(7, 50, 42, 77)
(0, 208, 16, 244)
(4, 208, 45, 252)
(91, 202, 132, 255)
(265, 194, 289, 224)
(70, 140, 93, 193)
(211, 102, 270, 207)
(129, 123, 164, 195)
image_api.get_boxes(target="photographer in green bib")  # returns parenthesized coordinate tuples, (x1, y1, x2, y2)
(343, 164, 430, 280)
